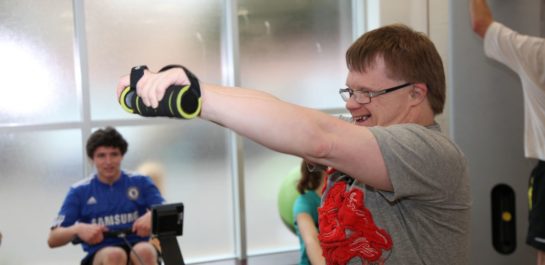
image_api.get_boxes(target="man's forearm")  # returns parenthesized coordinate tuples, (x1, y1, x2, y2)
(470, 0, 494, 38)
(47, 225, 78, 248)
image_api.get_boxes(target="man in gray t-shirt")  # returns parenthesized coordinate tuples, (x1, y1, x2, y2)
(320, 124, 470, 264)
(117, 24, 470, 264)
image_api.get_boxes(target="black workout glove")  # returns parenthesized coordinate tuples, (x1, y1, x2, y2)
(118, 65, 202, 119)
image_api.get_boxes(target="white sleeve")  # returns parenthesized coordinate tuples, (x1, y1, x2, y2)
(484, 21, 545, 80)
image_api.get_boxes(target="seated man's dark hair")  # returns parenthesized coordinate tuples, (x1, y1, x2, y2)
(86, 126, 128, 159)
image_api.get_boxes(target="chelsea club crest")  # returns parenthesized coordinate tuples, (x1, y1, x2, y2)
(127, 186, 140, 200)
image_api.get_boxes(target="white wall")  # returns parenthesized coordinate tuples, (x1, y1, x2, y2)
(369, 0, 450, 135)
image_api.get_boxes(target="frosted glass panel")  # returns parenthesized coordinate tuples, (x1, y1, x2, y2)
(86, 0, 223, 120)
(0, 0, 78, 125)
(238, 0, 352, 109)
(242, 112, 349, 254)
(0, 130, 83, 264)
(111, 122, 234, 261)
(239, 0, 352, 254)
(243, 139, 301, 253)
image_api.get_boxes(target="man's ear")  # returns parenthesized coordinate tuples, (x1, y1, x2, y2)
(410, 83, 428, 103)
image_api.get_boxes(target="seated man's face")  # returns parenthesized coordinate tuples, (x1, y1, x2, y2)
(92, 146, 123, 183)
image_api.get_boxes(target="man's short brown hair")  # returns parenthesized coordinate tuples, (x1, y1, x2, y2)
(346, 24, 446, 115)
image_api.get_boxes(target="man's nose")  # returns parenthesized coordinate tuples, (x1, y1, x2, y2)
(345, 96, 362, 109)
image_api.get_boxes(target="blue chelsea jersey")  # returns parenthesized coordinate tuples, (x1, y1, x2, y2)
(52, 171, 165, 256)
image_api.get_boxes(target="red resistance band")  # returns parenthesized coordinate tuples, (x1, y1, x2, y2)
(318, 170, 393, 265)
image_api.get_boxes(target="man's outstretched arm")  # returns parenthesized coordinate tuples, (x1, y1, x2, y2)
(115, 67, 392, 191)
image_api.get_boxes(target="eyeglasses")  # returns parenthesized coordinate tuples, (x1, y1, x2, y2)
(339, 83, 413, 104)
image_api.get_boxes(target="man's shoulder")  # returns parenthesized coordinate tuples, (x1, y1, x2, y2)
(371, 123, 464, 157)
(70, 175, 94, 189)
(124, 171, 152, 181)
(370, 123, 445, 139)
(123, 171, 155, 187)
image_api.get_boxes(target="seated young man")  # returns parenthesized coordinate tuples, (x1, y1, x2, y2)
(48, 126, 165, 265)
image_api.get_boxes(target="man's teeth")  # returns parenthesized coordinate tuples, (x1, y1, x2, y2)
(354, 115, 370, 122)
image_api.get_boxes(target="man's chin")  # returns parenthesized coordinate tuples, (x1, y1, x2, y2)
(101, 172, 119, 180)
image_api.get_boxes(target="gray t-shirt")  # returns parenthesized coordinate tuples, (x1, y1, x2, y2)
(321, 123, 471, 265)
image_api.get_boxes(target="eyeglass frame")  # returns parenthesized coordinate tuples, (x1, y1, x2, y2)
(339, 82, 413, 104)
